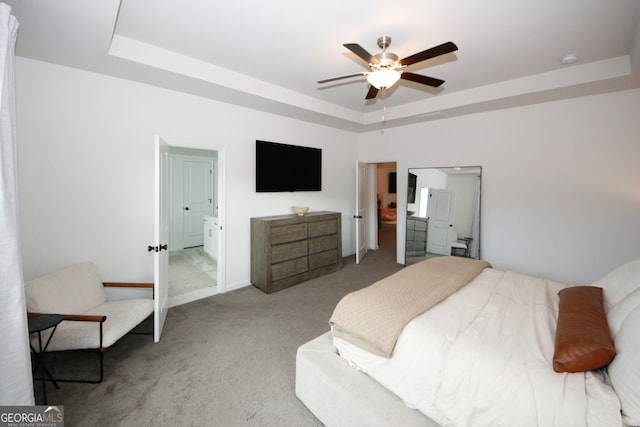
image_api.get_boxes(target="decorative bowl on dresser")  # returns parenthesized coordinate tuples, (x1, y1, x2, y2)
(251, 211, 342, 293)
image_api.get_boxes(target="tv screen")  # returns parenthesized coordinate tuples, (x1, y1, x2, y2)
(256, 140, 322, 192)
(407, 172, 417, 203)
(388, 172, 397, 194)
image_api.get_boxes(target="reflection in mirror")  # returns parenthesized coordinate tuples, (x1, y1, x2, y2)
(405, 167, 481, 265)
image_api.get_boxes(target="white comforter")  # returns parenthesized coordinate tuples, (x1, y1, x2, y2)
(334, 268, 622, 427)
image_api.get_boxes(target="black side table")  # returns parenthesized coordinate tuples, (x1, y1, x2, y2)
(28, 313, 63, 404)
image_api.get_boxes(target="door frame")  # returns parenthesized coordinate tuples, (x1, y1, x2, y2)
(357, 161, 398, 260)
(355, 161, 367, 264)
(164, 144, 227, 301)
(366, 163, 379, 250)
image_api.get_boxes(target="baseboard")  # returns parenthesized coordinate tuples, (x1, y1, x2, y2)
(222, 281, 252, 293)
(168, 285, 218, 307)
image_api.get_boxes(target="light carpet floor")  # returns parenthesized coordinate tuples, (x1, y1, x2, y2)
(35, 229, 400, 426)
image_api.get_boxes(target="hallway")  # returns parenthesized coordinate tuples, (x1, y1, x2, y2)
(377, 222, 397, 259)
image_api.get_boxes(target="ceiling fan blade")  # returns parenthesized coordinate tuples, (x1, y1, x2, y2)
(344, 43, 379, 64)
(401, 72, 445, 87)
(399, 41, 458, 67)
(365, 85, 379, 100)
(317, 72, 367, 84)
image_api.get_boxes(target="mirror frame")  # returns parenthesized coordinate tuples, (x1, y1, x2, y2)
(405, 166, 481, 265)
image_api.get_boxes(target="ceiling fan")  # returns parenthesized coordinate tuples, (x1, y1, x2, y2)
(318, 36, 458, 100)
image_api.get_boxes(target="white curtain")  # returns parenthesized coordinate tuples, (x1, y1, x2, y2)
(0, 3, 33, 405)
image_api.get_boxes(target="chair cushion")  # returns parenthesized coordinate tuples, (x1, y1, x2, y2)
(36, 299, 154, 351)
(25, 262, 107, 314)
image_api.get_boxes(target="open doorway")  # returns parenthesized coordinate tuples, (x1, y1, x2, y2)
(168, 147, 222, 307)
(376, 162, 397, 255)
(356, 161, 398, 264)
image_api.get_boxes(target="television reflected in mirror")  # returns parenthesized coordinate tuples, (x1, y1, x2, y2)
(407, 172, 417, 203)
(405, 166, 481, 265)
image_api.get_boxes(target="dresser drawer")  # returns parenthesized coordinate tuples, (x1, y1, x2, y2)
(272, 257, 308, 281)
(272, 240, 308, 264)
(251, 212, 342, 293)
(309, 250, 338, 270)
(308, 219, 338, 238)
(271, 224, 307, 244)
(309, 235, 337, 254)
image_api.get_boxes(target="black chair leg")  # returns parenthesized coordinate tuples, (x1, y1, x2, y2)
(39, 349, 104, 384)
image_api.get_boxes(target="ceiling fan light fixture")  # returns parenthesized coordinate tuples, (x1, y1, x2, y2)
(367, 69, 401, 89)
(319, 36, 458, 99)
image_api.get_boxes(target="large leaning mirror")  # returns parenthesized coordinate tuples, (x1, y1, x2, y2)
(405, 166, 481, 265)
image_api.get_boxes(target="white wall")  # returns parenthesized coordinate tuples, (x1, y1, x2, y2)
(15, 56, 640, 287)
(408, 168, 447, 216)
(16, 58, 357, 288)
(359, 89, 640, 284)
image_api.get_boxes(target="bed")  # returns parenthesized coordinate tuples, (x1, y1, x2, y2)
(296, 256, 640, 427)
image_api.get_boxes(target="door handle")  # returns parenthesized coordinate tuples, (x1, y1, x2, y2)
(184, 207, 190, 211)
(353, 215, 362, 219)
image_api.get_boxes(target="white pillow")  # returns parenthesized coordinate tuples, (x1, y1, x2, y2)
(592, 257, 640, 311)
(607, 306, 640, 426)
(608, 287, 640, 338)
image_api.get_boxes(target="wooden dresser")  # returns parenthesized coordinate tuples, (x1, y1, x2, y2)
(406, 216, 428, 256)
(251, 211, 342, 293)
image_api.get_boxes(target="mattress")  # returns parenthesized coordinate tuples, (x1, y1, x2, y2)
(333, 268, 622, 427)
(296, 332, 438, 427)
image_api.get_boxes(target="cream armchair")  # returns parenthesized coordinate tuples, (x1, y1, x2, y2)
(450, 230, 472, 257)
(24, 261, 154, 383)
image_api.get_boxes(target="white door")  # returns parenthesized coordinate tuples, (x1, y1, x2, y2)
(154, 136, 169, 342)
(426, 189, 455, 256)
(355, 161, 368, 264)
(183, 160, 213, 248)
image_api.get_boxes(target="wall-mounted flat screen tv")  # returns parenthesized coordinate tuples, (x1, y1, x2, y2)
(388, 172, 397, 194)
(407, 172, 417, 203)
(256, 140, 322, 192)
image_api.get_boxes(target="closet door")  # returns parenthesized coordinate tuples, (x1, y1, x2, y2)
(183, 159, 213, 248)
(426, 189, 454, 256)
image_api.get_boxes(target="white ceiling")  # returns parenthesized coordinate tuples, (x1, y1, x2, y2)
(5, 0, 640, 131)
